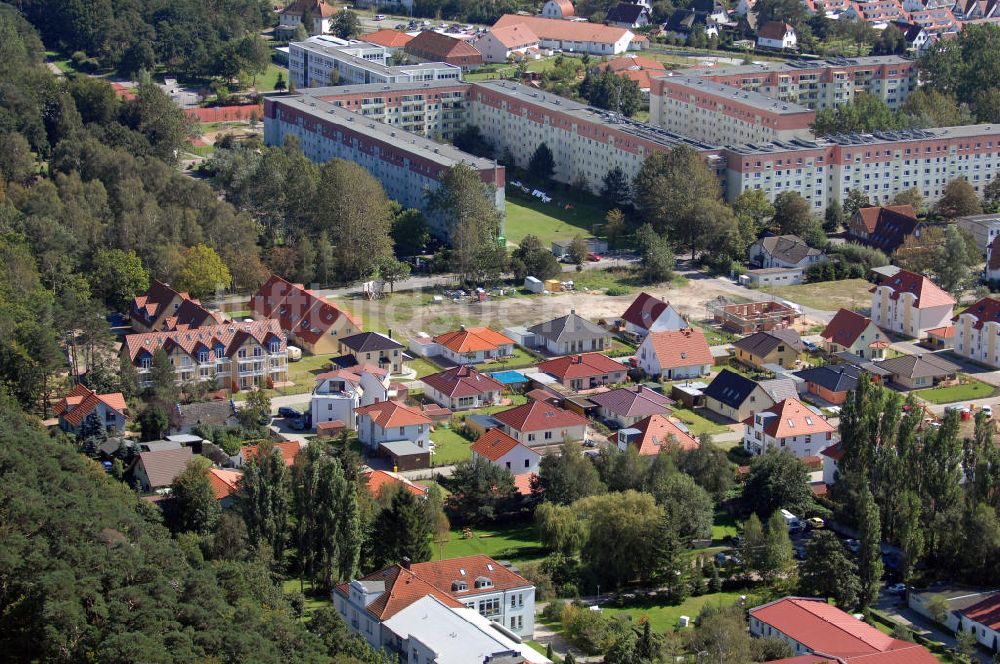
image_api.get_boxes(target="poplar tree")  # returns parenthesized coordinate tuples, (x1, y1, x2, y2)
(236, 442, 290, 562)
(857, 484, 884, 609)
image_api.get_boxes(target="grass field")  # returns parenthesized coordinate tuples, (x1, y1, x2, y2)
(760, 279, 873, 313)
(503, 189, 607, 245)
(602, 591, 746, 632)
(408, 356, 443, 379)
(256, 62, 288, 92)
(281, 579, 332, 616)
(429, 426, 473, 465)
(915, 375, 997, 405)
(475, 347, 540, 371)
(672, 408, 729, 437)
(435, 522, 548, 563)
(283, 354, 335, 395)
(712, 512, 740, 544)
(464, 57, 561, 82)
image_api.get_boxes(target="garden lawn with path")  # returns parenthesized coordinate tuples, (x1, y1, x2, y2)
(429, 426, 474, 465)
(502, 188, 607, 246)
(914, 375, 997, 404)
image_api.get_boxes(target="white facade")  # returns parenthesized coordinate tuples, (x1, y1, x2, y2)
(757, 25, 798, 49)
(501, 422, 588, 446)
(954, 310, 1000, 368)
(311, 370, 390, 430)
(476, 31, 541, 64)
(279, 12, 333, 37)
(356, 415, 430, 452)
(871, 285, 954, 339)
(473, 443, 541, 475)
(436, 343, 514, 366)
(424, 385, 501, 411)
(623, 304, 685, 339)
(957, 214, 1000, 253)
(288, 39, 462, 89)
(743, 416, 835, 458)
(542, 0, 574, 18)
(636, 335, 711, 380)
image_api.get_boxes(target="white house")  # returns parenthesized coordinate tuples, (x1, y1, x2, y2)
(820, 308, 889, 360)
(354, 401, 431, 452)
(953, 296, 1000, 368)
(477, 24, 541, 63)
(492, 400, 589, 446)
(757, 21, 798, 49)
(420, 366, 504, 411)
(748, 234, 826, 270)
(493, 15, 641, 55)
(279, 0, 336, 36)
(620, 292, 685, 340)
(311, 365, 391, 431)
(636, 328, 713, 379)
(542, 0, 576, 18)
(431, 327, 516, 366)
(870, 269, 956, 339)
(958, 213, 1000, 253)
(743, 397, 835, 458)
(471, 428, 541, 475)
(527, 310, 613, 356)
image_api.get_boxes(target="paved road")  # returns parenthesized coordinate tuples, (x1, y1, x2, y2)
(875, 592, 991, 663)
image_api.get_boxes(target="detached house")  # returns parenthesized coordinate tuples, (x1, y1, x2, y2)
(477, 24, 540, 63)
(703, 369, 777, 422)
(954, 296, 1000, 368)
(337, 332, 405, 375)
(132, 447, 193, 492)
(355, 401, 431, 453)
(613, 413, 699, 455)
(756, 21, 797, 49)
(421, 366, 505, 411)
(743, 397, 835, 458)
(404, 30, 484, 70)
(732, 328, 803, 370)
(605, 2, 651, 28)
(847, 204, 920, 254)
(249, 274, 361, 355)
(278, 0, 336, 36)
(471, 428, 541, 475)
(55, 384, 127, 435)
(129, 280, 222, 333)
(528, 310, 612, 356)
(311, 365, 391, 431)
(536, 352, 627, 390)
(879, 352, 959, 389)
(749, 234, 826, 270)
(620, 292, 685, 340)
(588, 384, 674, 428)
(432, 326, 515, 365)
(820, 308, 889, 360)
(492, 400, 589, 447)
(870, 269, 955, 339)
(636, 328, 713, 379)
(794, 364, 861, 405)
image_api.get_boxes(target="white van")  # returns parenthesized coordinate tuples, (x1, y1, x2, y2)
(287, 345, 302, 361)
(780, 509, 802, 532)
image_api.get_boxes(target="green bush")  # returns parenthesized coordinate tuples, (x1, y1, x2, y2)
(606, 286, 632, 296)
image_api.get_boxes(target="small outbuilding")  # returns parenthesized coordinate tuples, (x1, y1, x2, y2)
(378, 440, 430, 471)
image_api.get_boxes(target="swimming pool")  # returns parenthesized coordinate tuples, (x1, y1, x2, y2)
(490, 370, 528, 385)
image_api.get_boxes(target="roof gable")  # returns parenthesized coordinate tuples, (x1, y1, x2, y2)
(704, 368, 758, 408)
(821, 308, 879, 348)
(643, 328, 714, 368)
(733, 328, 802, 357)
(470, 428, 532, 461)
(527, 312, 609, 343)
(355, 400, 432, 429)
(615, 413, 699, 455)
(537, 352, 625, 380)
(492, 399, 588, 432)
(875, 269, 956, 309)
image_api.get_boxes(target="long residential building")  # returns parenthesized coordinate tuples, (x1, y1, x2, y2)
(288, 37, 461, 89)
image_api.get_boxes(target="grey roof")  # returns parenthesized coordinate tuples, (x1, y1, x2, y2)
(140, 440, 183, 453)
(174, 400, 236, 428)
(340, 331, 404, 352)
(732, 328, 803, 357)
(527, 312, 609, 344)
(758, 378, 798, 403)
(680, 54, 915, 80)
(664, 77, 813, 116)
(606, 2, 648, 23)
(878, 353, 959, 379)
(793, 364, 861, 393)
(834, 351, 894, 377)
(357, 580, 386, 593)
(755, 234, 823, 264)
(379, 440, 428, 456)
(137, 447, 193, 489)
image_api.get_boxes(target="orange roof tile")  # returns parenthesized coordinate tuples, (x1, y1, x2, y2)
(488, 23, 540, 48)
(537, 352, 626, 381)
(613, 414, 699, 455)
(123, 319, 285, 363)
(494, 14, 634, 45)
(335, 566, 465, 620)
(409, 555, 533, 595)
(364, 28, 414, 48)
(364, 469, 428, 498)
(470, 428, 527, 461)
(355, 400, 431, 429)
(208, 468, 243, 500)
(433, 327, 514, 354)
(242, 440, 303, 467)
(644, 328, 713, 369)
(820, 308, 879, 348)
(874, 269, 956, 309)
(492, 400, 588, 433)
(514, 472, 537, 495)
(54, 385, 128, 426)
(746, 398, 835, 439)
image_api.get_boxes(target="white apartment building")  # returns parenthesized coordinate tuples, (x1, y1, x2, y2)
(310, 366, 391, 431)
(870, 269, 956, 339)
(953, 297, 1000, 368)
(743, 397, 835, 458)
(957, 213, 1000, 253)
(288, 38, 461, 89)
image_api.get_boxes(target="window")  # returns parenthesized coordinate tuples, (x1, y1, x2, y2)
(524, 458, 530, 468)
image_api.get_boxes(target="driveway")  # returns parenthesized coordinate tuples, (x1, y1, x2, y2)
(875, 592, 992, 663)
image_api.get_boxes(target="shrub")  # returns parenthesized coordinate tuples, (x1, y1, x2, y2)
(542, 598, 566, 623)
(606, 286, 632, 296)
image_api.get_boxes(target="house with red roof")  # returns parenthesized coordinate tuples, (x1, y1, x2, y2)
(208, 468, 242, 508)
(636, 328, 713, 379)
(363, 28, 414, 52)
(471, 428, 541, 475)
(476, 23, 540, 63)
(955, 592, 1000, 654)
(492, 400, 589, 446)
(870, 268, 955, 339)
(985, 233, 1000, 283)
(750, 597, 938, 662)
(620, 292, 685, 340)
(847, 204, 921, 255)
(431, 326, 515, 366)
(595, 56, 666, 97)
(493, 14, 641, 54)
(536, 352, 628, 390)
(355, 401, 431, 452)
(757, 21, 797, 49)
(363, 469, 429, 499)
(238, 440, 304, 468)
(404, 31, 484, 70)
(820, 308, 888, 360)
(612, 413, 699, 456)
(421, 365, 504, 411)
(129, 280, 223, 333)
(54, 384, 128, 435)
(278, 0, 336, 36)
(951, 296, 1000, 368)
(542, 0, 575, 18)
(248, 274, 361, 355)
(122, 319, 287, 392)
(743, 398, 835, 458)
(588, 384, 674, 428)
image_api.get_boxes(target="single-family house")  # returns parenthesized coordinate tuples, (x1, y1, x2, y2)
(748, 234, 826, 270)
(954, 296, 1000, 368)
(363, 469, 429, 499)
(337, 332, 405, 375)
(820, 308, 889, 360)
(363, 29, 414, 53)
(636, 328, 713, 379)
(620, 292, 685, 340)
(311, 364, 391, 431)
(471, 427, 541, 475)
(732, 328, 803, 370)
(55, 384, 127, 435)
(278, 0, 336, 36)
(749, 597, 938, 662)
(536, 352, 628, 390)
(421, 365, 505, 410)
(870, 269, 956, 338)
(355, 401, 432, 453)
(476, 24, 540, 63)
(986, 234, 1000, 283)
(238, 441, 305, 468)
(793, 364, 861, 404)
(542, 0, 575, 18)
(404, 30, 484, 70)
(891, 20, 931, 52)
(955, 593, 1000, 654)
(612, 413, 699, 455)
(249, 274, 361, 355)
(605, 2, 651, 28)
(528, 310, 612, 356)
(703, 369, 777, 422)
(878, 352, 959, 389)
(743, 397, 835, 457)
(432, 326, 516, 365)
(208, 468, 242, 508)
(492, 400, 589, 446)
(132, 447, 194, 492)
(129, 280, 223, 332)
(171, 399, 237, 434)
(588, 384, 674, 428)
(663, 10, 720, 39)
(847, 204, 920, 254)
(756, 21, 797, 49)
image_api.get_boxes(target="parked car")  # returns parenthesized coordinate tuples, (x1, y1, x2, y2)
(287, 345, 302, 361)
(803, 340, 818, 352)
(806, 517, 825, 529)
(587, 253, 601, 262)
(290, 413, 312, 431)
(982, 404, 993, 419)
(374, 14, 386, 20)
(278, 407, 302, 419)
(886, 583, 907, 595)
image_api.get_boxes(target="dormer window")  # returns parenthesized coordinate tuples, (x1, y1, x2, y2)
(269, 341, 280, 353)
(198, 351, 209, 363)
(474, 576, 493, 589)
(451, 580, 468, 592)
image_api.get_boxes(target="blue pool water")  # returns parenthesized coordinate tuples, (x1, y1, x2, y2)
(490, 370, 528, 385)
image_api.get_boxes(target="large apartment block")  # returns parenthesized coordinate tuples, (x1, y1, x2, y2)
(288, 37, 461, 89)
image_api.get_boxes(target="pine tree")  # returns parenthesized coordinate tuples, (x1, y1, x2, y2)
(652, 511, 686, 602)
(374, 487, 432, 567)
(857, 484, 884, 609)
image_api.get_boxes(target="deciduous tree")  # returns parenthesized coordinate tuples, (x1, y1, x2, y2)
(800, 531, 860, 610)
(170, 456, 221, 534)
(534, 442, 606, 505)
(174, 244, 232, 298)
(935, 177, 983, 219)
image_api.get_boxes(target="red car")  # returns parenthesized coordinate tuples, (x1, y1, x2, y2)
(587, 252, 602, 262)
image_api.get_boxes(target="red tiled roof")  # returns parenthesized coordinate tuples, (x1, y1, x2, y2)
(599, 56, 666, 73)
(433, 327, 513, 354)
(874, 269, 956, 309)
(281, 0, 336, 17)
(612, 413, 699, 455)
(248, 274, 360, 345)
(550, 0, 576, 15)
(492, 400, 588, 432)
(405, 31, 484, 65)
(959, 593, 1000, 630)
(925, 325, 955, 339)
(526, 388, 559, 403)
(364, 469, 428, 498)
(821, 442, 843, 461)
(409, 555, 533, 595)
(514, 472, 537, 495)
(364, 28, 414, 48)
(334, 566, 465, 620)
(208, 468, 242, 500)
(487, 23, 539, 48)
(494, 14, 633, 45)
(470, 428, 528, 461)
(242, 441, 303, 467)
(852, 205, 919, 253)
(123, 319, 286, 363)
(644, 328, 713, 369)
(744, 398, 834, 439)
(621, 292, 673, 330)
(130, 280, 220, 331)
(537, 352, 626, 381)
(421, 365, 505, 398)
(989, 235, 1000, 271)
(758, 20, 794, 39)
(355, 400, 431, 428)
(316, 419, 346, 433)
(54, 384, 127, 426)
(821, 309, 878, 348)
(955, 296, 1000, 330)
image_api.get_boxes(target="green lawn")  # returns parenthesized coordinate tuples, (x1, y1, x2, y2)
(464, 57, 561, 82)
(693, 322, 738, 347)
(672, 408, 729, 437)
(435, 522, 548, 563)
(256, 62, 288, 92)
(281, 579, 332, 617)
(711, 512, 740, 544)
(44, 50, 75, 74)
(602, 591, 747, 632)
(430, 425, 474, 465)
(474, 347, 540, 371)
(914, 375, 996, 405)
(760, 279, 873, 313)
(503, 188, 607, 245)
(409, 356, 443, 379)
(283, 353, 336, 395)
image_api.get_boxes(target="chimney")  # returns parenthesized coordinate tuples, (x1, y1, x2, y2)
(570, 309, 576, 315)
(402, 556, 411, 569)
(637, 384, 643, 393)
(387, 329, 392, 339)
(577, 354, 583, 363)
(460, 324, 466, 331)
